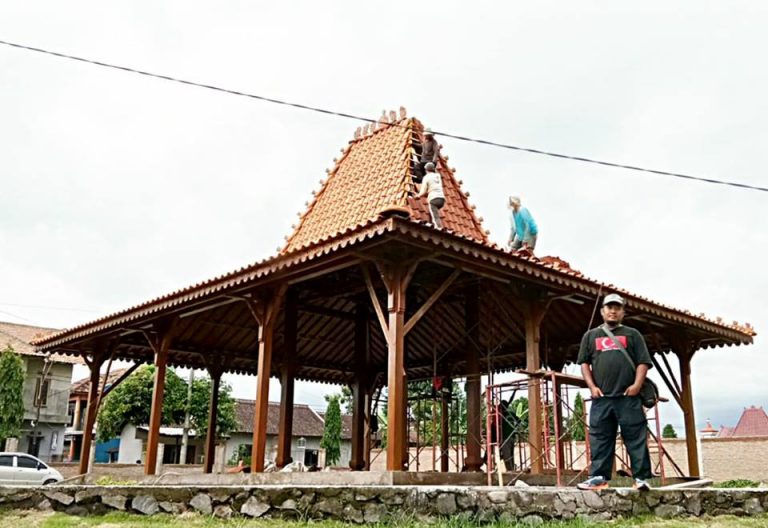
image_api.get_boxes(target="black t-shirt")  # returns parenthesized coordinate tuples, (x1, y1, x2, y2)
(577, 324, 653, 397)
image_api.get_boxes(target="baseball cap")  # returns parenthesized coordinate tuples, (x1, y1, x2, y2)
(602, 293, 625, 306)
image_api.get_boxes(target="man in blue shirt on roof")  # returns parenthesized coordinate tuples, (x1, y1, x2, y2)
(507, 196, 538, 252)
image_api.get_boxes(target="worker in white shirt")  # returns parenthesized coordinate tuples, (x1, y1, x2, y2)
(417, 162, 445, 229)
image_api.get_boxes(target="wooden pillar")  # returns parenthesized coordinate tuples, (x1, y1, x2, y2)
(524, 302, 545, 474)
(386, 268, 407, 471)
(350, 298, 369, 470)
(676, 338, 700, 477)
(70, 397, 82, 461)
(203, 367, 222, 473)
(145, 320, 177, 476)
(440, 386, 450, 472)
(78, 353, 104, 475)
(464, 282, 483, 471)
(249, 287, 286, 472)
(276, 291, 297, 469)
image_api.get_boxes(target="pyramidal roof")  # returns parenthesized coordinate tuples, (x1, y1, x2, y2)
(282, 108, 489, 254)
(731, 406, 768, 437)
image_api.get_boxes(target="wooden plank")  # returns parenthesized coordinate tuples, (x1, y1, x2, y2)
(362, 266, 389, 338)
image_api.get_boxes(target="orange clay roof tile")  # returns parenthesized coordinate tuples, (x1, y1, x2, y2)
(282, 111, 488, 253)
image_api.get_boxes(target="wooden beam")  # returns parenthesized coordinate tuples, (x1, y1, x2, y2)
(251, 286, 287, 472)
(523, 300, 547, 474)
(464, 282, 483, 472)
(362, 265, 388, 337)
(78, 351, 105, 475)
(404, 269, 461, 336)
(101, 362, 141, 398)
(350, 297, 369, 471)
(650, 355, 683, 407)
(276, 290, 297, 469)
(675, 336, 700, 477)
(145, 318, 178, 475)
(203, 367, 222, 473)
(384, 264, 407, 471)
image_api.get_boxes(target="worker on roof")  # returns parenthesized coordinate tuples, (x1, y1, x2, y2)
(417, 162, 445, 229)
(414, 128, 441, 181)
(507, 196, 538, 252)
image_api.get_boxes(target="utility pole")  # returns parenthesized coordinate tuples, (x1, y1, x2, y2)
(180, 369, 194, 464)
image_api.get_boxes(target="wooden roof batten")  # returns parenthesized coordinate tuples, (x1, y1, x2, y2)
(33, 108, 755, 383)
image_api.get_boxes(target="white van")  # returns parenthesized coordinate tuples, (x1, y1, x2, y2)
(0, 452, 63, 485)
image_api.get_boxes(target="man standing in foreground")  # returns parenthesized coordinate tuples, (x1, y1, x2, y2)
(577, 293, 653, 491)
(507, 196, 538, 252)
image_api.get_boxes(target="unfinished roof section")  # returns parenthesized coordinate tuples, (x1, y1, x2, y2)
(282, 108, 488, 253)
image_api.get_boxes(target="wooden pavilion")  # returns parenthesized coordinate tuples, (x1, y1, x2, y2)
(34, 108, 755, 480)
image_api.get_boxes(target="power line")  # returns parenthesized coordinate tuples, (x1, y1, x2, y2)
(1, 38, 766, 194)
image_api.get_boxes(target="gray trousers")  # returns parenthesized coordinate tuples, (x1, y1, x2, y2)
(429, 197, 445, 228)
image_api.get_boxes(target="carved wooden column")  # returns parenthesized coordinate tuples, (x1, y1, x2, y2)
(675, 336, 700, 477)
(385, 267, 408, 471)
(350, 297, 370, 471)
(247, 286, 286, 472)
(276, 290, 297, 469)
(78, 350, 105, 475)
(523, 301, 546, 474)
(464, 282, 483, 472)
(145, 319, 178, 475)
(203, 366, 223, 473)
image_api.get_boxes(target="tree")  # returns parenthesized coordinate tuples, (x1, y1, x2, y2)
(662, 424, 678, 439)
(0, 346, 25, 448)
(568, 393, 586, 441)
(320, 394, 342, 466)
(188, 375, 237, 439)
(96, 365, 236, 443)
(339, 385, 354, 415)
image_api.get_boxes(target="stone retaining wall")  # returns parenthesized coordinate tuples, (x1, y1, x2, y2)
(1, 485, 767, 522)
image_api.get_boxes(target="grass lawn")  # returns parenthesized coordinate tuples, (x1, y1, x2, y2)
(2, 511, 767, 528)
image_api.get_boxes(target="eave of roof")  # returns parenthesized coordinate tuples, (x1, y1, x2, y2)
(34, 215, 755, 352)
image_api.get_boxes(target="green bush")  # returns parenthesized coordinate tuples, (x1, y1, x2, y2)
(713, 479, 760, 488)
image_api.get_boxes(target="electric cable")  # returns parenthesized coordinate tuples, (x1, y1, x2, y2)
(1, 39, 766, 193)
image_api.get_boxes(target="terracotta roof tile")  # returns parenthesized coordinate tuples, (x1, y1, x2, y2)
(70, 367, 130, 395)
(0, 321, 82, 364)
(233, 399, 326, 437)
(282, 110, 488, 253)
(730, 406, 768, 437)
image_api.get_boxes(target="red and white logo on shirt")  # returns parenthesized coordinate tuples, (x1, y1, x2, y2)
(595, 335, 628, 351)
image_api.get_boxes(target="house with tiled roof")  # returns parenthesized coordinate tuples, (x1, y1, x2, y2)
(63, 368, 129, 462)
(226, 399, 353, 468)
(0, 321, 80, 461)
(717, 406, 768, 438)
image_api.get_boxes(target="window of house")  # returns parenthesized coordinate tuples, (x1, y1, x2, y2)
(0, 455, 13, 467)
(297, 437, 306, 448)
(34, 378, 50, 407)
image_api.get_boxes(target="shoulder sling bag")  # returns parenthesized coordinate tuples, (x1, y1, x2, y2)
(601, 325, 659, 409)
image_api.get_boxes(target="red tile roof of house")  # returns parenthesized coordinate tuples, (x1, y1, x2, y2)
(233, 399, 349, 439)
(282, 108, 488, 253)
(70, 368, 130, 396)
(730, 406, 768, 437)
(0, 321, 82, 364)
(717, 426, 734, 438)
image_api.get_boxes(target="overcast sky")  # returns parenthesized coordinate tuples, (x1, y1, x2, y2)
(1, 2, 766, 435)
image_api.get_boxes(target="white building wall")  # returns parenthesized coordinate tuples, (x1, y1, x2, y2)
(118, 424, 144, 464)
